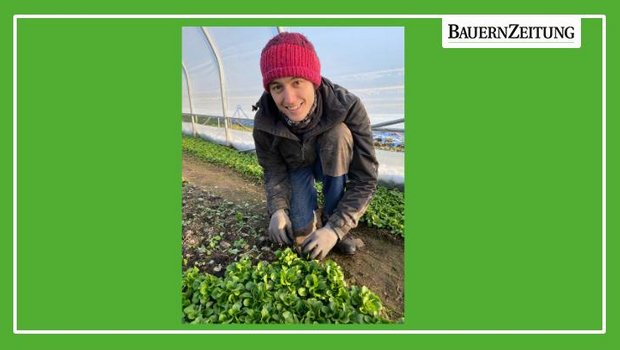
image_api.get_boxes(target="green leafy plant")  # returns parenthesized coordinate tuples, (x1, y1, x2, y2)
(361, 186, 404, 236)
(183, 137, 263, 183)
(182, 248, 388, 324)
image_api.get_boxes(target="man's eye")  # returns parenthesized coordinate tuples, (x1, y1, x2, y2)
(271, 85, 282, 92)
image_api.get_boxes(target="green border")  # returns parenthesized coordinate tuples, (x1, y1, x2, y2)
(12, 14, 604, 332)
(2, 1, 617, 349)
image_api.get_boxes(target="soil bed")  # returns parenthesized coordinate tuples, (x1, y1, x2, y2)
(182, 152, 404, 321)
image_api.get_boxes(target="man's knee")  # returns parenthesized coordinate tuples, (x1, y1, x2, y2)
(322, 122, 352, 143)
(318, 123, 353, 177)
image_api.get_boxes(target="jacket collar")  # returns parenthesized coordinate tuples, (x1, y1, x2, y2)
(253, 77, 350, 140)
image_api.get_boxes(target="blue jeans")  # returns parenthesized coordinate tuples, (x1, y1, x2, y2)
(287, 123, 353, 236)
(288, 158, 347, 236)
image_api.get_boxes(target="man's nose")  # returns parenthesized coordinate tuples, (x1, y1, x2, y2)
(282, 87, 296, 105)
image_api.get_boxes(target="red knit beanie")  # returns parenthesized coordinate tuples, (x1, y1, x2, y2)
(260, 32, 321, 91)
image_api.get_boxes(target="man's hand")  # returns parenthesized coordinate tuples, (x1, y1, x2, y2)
(268, 209, 293, 246)
(301, 224, 339, 260)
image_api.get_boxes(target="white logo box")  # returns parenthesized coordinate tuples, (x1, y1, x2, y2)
(443, 15, 582, 48)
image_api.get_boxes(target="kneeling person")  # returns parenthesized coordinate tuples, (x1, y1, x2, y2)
(252, 32, 378, 260)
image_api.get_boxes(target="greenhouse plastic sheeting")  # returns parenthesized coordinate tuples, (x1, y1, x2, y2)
(182, 27, 403, 127)
(182, 26, 404, 186)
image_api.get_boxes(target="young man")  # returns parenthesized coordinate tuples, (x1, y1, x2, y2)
(252, 32, 378, 260)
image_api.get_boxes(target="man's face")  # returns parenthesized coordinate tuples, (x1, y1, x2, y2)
(268, 77, 316, 122)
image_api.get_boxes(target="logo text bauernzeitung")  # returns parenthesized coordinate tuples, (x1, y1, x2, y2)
(442, 16, 581, 48)
(448, 23, 575, 40)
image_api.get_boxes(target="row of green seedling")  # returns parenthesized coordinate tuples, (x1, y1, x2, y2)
(183, 136, 404, 236)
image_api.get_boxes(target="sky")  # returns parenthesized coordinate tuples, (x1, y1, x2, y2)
(182, 27, 404, 128)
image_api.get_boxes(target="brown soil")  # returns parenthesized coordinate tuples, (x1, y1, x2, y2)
(183, 154, 265, 207)
(182, 152, 404, 321)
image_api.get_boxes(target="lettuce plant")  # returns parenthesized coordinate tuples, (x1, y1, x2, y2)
(182, 248, 388, 324)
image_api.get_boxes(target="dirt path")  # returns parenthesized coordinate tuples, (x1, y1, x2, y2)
(183, 154, 266, 207)
(182, 152, 404, 321)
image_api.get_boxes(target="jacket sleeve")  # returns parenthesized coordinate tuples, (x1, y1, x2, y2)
(253, 128, 291, 216)
(327, 98, 379, 239)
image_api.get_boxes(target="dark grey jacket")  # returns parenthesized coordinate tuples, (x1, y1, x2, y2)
(252, 77, 378, 238)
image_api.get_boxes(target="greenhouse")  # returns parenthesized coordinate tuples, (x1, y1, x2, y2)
(182, 27, 404, 186)
(181, 26, 405, 324)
